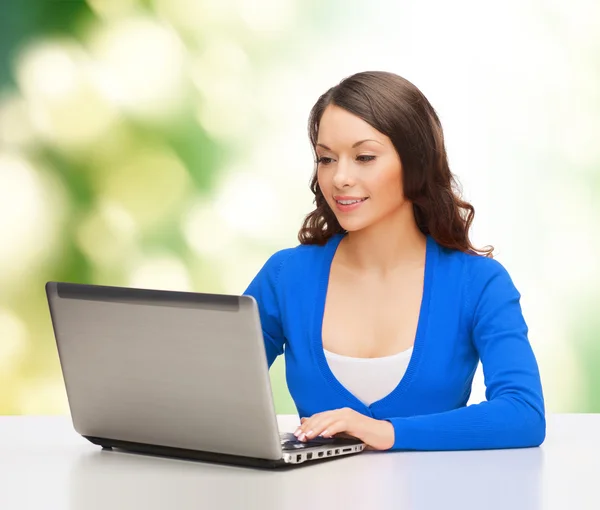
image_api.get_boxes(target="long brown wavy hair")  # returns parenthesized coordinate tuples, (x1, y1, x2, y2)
(298, 71, 493, 257)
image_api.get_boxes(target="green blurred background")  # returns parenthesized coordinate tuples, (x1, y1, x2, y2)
(0, 0, 598, 416)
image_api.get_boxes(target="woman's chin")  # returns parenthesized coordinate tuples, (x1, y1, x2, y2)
(337, 220, 370, 233)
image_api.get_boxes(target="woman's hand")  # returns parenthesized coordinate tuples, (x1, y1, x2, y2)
(294, 407, 395, 451)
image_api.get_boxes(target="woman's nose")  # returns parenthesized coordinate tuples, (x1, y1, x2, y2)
(332, 160, 355, 188)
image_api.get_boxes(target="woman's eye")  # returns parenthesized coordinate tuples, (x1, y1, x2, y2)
(317, 156, 334, 165)
(357, 155, 376, 163)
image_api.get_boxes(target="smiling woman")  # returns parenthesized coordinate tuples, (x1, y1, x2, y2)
(299, 71, 493, 257)
(314, 106, 406, 232)
(243, 70, 546, 452)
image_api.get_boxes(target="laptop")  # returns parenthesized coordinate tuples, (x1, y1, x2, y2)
(45, 282, 365, 468)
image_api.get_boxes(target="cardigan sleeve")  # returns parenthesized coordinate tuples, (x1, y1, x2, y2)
(243, 249, 292, 368)
(387, 257, 546, 451)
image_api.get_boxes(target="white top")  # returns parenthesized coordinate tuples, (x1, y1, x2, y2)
(324, 346, 414, 406)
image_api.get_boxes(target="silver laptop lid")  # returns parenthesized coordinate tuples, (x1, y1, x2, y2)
(46, 282, 283, 461)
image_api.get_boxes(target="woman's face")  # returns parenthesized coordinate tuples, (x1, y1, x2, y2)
(316, 105, 406, 233)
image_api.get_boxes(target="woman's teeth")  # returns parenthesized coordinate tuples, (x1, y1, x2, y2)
(336, 198, 366, 205)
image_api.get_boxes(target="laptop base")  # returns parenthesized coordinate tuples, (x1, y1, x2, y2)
(85, 435, 289, 469)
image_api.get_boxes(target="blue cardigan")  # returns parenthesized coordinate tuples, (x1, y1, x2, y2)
(243, 234, 546, 450)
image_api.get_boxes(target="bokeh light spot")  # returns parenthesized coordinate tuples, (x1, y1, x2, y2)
(0, 308, 28, 375)
(128, 254, 192, 291)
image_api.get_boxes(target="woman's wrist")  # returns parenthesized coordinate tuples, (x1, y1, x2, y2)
(357, 417, 395, 450)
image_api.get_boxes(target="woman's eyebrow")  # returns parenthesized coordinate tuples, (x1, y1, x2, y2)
(316, 139, 383, 150)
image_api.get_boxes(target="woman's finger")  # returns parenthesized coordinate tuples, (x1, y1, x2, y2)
(295, 413, 334, 440)
(318, 419, 346, 438)
(302, 417, 333, 440)
(295, 414, 321, 437)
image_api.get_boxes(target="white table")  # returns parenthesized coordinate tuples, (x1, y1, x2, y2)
(1, 414, 598, 510)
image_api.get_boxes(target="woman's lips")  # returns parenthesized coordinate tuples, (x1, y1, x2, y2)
(333, 196, 368, 212)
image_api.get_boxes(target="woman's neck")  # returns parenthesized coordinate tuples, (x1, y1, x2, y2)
(339, 205, 426, 276)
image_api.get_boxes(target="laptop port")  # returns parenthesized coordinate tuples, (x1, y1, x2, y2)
(296, 454, 302, 462)
(318, 452, 324, 458)
(335, 449, 340, 454)
(342, 448, 351, 453)
(326, 450, 332, 456)
(307, 453, 313, 460)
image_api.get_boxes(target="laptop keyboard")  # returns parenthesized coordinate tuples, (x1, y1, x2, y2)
(279, 432, 336, 450)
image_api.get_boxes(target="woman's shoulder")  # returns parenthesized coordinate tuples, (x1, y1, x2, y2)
(435, 240, 509, 280)
(463, 252, 513, 285)
(434, 241, 519, 300)
(260, 235, 337, 277)
(443, 248, 521, 312)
